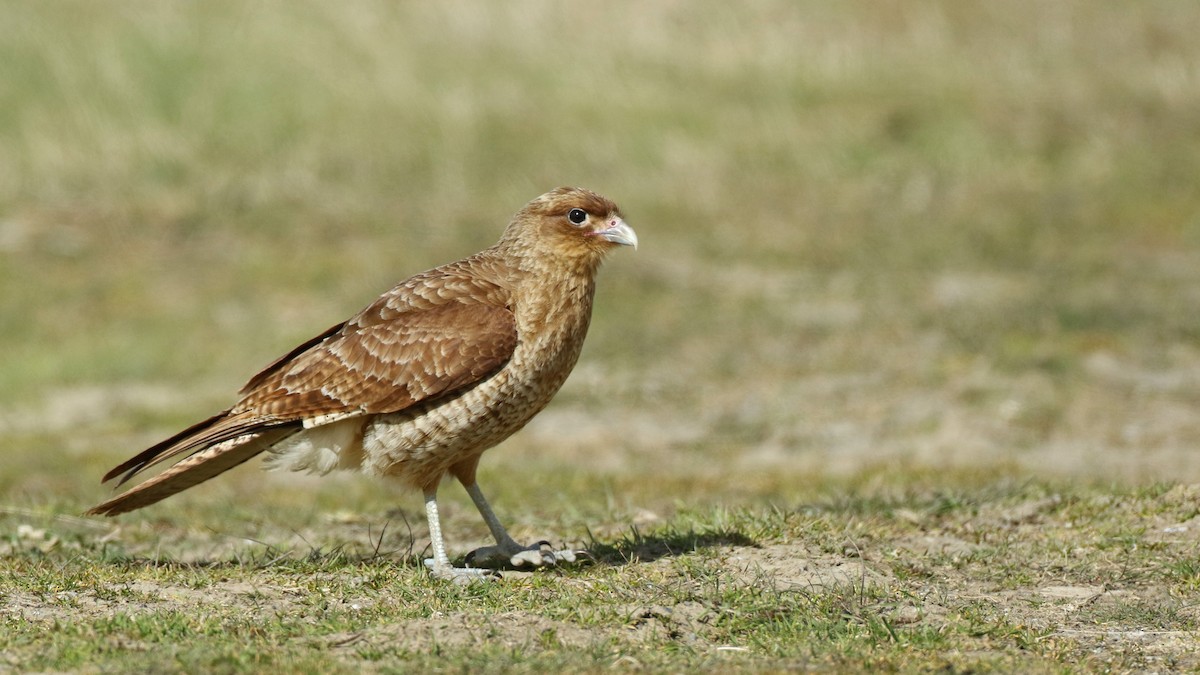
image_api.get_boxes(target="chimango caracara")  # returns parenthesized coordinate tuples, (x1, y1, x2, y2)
(88, 187, 637, 580)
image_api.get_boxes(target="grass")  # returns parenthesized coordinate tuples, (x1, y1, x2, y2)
(5, 479, 1200, 671)
(3, 0, 1200, 671)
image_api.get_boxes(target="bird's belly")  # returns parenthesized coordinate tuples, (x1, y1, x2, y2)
(359, 367, 559, 489)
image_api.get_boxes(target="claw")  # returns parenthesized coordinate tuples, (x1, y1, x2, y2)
(509, 548, 549, 568)
(553, 548, 579, 564)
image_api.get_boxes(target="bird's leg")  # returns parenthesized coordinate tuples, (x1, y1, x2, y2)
(449, 457, 578, 570)
(421, 488, 497, 582)
(459, 481, 579, 570)
(464, 481, 526, 552)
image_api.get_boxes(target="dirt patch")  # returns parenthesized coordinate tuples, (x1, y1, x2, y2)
(717, 543, 890, 591)
(2, 578, 312, 626)
(322, 610, 626, 655)
(890, 534, 981, 558)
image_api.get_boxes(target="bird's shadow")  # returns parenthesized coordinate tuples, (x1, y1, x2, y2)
(75, 509, 756, 572)
(582, 526, 758, 567)
(87, 525, 758, 573)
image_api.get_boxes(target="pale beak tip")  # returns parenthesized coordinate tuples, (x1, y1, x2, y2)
(600, 218, 638, 250)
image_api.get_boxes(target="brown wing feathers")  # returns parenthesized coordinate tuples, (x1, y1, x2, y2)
(234, 302, 516, 418)
(237, 321, 345, 396)
(89, 270, 517, 517)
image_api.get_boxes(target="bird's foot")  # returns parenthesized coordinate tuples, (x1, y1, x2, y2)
(423, 558, 500, 584)
(465, 540, 581, 570)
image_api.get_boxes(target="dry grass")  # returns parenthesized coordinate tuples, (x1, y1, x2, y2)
(3, 1, 1200, 671)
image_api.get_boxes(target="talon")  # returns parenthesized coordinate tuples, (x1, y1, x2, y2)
(510, 549, 551, 568)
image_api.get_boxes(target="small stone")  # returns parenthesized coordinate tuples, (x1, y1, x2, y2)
(892, 606, 921, 624)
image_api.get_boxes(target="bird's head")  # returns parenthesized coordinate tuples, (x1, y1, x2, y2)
(501, 187, 637, 271)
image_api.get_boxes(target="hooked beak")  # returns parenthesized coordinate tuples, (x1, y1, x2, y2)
(596, 217, 638, 250)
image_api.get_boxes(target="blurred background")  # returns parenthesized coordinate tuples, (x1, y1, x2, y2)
(2, 1, 1199, 527)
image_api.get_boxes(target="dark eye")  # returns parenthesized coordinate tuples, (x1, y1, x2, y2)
(567, 208, 588, 225)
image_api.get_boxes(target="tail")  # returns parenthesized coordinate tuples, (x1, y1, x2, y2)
(87, 411, 299, 517)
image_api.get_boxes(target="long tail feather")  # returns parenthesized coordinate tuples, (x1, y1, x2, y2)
(87, 427, 296, 516)
(102, 410, 293, 486)
(102, 411, 228, 485)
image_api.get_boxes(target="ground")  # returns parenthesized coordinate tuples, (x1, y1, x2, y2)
(5, 478, 1200, 671)
(3, 1, 1200, 672)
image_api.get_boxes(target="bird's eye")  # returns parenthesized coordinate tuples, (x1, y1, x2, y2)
(567, 208, 588, 225)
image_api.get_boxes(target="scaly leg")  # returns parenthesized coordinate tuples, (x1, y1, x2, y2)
(421, 489, 497, 582)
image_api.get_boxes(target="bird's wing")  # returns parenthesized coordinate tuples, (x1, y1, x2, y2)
(96, 297, 517, 490)
(237, 300, 518, 420)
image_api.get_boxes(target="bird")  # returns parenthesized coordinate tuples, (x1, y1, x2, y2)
(87, 187, 637, 580)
